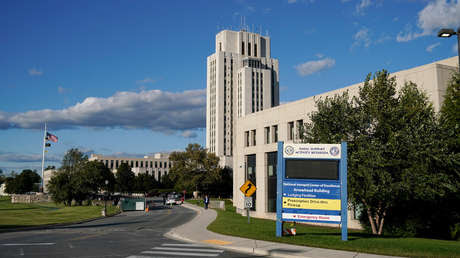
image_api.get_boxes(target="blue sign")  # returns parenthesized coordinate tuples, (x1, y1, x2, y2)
(276, 142, 348, 241)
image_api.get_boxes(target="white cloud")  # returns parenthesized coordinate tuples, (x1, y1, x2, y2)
(136, 77, 155, 84)
(397, 0, 460, 42)
(0, 89, 206, 134)
(28, 68, 43, 76)
(355, 0, 372, 15)
(426, 42, 441, 52)
(295, 58, 336, 77)
(0, 152, 61, 163)
(181, 130, 198, 138)
(352, 27, 372, 48)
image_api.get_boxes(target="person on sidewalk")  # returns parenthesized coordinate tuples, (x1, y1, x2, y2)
(204, 194, 209, 209)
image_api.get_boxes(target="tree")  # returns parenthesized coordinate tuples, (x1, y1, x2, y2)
(47, 170, 73, 206)
(62, 148, 88, 170)
(71, 161, 115, 205)
(302, 70, 445, 236)
(0, 168, 5, 185)
(168, 143, 222, 194)
(4, 169, 41, 194)
(115, 163, 135, 193)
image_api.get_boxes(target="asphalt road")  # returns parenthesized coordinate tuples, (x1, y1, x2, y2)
(0, 199, 263, 258)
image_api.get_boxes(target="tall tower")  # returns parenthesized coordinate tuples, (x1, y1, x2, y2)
(206, 29, 280, 167)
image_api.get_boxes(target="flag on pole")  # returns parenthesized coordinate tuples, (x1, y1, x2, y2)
(46, 132, 58, 143)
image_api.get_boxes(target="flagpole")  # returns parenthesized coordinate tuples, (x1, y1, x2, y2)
(41, 122, 47, 192)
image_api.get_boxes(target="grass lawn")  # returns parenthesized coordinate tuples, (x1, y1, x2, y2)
(187, 199, 460, 258)
(0, 196, 119, 231)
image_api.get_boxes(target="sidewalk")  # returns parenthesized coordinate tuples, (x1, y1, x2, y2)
(165, 203, 399, 258)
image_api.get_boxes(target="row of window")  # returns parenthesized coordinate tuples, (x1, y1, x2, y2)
(244, 119, 304, 148)
(103, 159, 171, 170)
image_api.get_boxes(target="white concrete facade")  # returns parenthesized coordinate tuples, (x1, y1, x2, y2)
(232, 56, 458, 228)
(89, 153, 171, 181)
(206, 30, 279, 167)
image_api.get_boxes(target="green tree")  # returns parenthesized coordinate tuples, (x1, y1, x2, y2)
(168, 143, 221, 194)
(302, 71, 445, 236)
(62, 148, 88, 170)
(115, 163, 135, 193)
(0, 168, 5, 185)
(4, 169, 41, 194)
(47, 170, 73, 206)
(71, 161, 115, 205)
(134, 173, 158, 193)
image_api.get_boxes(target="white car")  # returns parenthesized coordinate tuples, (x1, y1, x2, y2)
(166, 194, 183, 205)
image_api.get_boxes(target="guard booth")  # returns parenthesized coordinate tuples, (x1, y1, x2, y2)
(120, 197, 145, 211)
(276, 142, 348, 241)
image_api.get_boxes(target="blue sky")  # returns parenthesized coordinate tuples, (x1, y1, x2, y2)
(1, 0, 459, 174)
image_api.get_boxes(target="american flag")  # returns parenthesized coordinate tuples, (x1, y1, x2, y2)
(46, 132, 58, 143)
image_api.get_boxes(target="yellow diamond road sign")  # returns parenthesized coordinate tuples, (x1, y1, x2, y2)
(240, 180, 256, 197)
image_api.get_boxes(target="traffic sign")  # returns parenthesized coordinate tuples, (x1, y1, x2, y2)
(244, 197, 253, 208)
(239, 180, 256, 197)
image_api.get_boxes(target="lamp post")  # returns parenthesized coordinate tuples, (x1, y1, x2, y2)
(438, 27, 460, 72)
(104, 179, 109, 217)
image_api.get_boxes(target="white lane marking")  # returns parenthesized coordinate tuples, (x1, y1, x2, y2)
(153, 247, 224, 253)
(126, 256, 156, 258)
(2, 243, 55, 246)
(162, 243, 208, 247)
(142, 251, 219, 257)
(19, 248, 24, 256)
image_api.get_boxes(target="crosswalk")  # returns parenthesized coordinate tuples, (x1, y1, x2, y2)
(127, 243, 225, 258)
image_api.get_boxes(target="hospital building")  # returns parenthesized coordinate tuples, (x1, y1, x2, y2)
(206, 29, 459, 228)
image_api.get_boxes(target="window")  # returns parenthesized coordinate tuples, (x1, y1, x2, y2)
(115, 160, 119, 168)
(219, 42, 222, 51)
(251, 129, 256, 146)
(135, 161, 139, 167)
(288, 121, 294, 141)
(155, 161, 158, 168)
(159, 162, 162, 168)
(246, 154, 256, 211)
(245, 131, 250, 147)
(254, 43, 257, 57)
(140, 161, 143, 168)
(272, 125, 278, 143)
(248, 42, 251, 56)
(296, 119, 304, 139)
(264, 126, 270, 144)
(110, 160, 114, 169)
(241, 41, 245, 55)
(266, 152, 277, 212)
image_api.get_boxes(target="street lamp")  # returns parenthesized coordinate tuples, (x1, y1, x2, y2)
(104, 179, 109, 217)
(438, 27, 460, 72)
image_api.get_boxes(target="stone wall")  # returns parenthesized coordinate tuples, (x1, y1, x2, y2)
(11, 194, 52, 203)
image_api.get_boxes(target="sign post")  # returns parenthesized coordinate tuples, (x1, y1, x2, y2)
(240, 180, 257, 224)
(276, 141, 348, 241)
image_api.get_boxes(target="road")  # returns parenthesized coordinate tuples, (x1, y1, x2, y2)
(0, 199, 263, 258)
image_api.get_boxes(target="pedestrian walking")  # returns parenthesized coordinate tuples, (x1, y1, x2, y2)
(204, 194, 209, 209)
